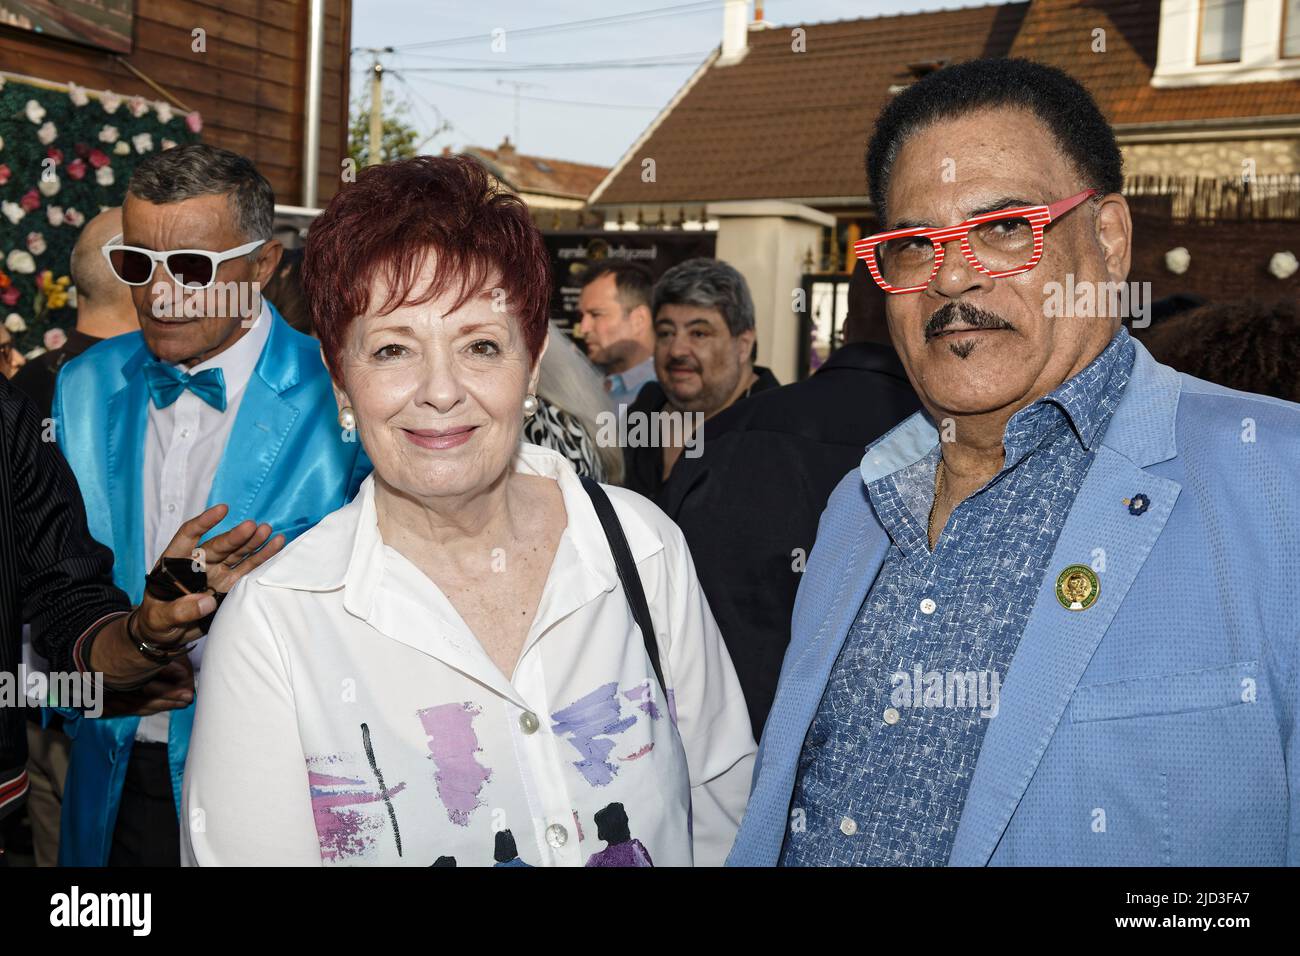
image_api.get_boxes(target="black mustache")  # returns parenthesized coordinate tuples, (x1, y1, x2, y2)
(924, 303, 1014, 341)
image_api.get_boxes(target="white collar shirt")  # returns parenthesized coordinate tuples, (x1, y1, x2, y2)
(182, 443, 756, 866)
(137, 300, 271, 743)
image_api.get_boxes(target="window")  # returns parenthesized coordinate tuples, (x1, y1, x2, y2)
(1198, 0, 1246, 63)
(1285, 0, 1300, 57)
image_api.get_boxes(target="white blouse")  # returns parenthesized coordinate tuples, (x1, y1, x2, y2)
(181, 443, 756, 866)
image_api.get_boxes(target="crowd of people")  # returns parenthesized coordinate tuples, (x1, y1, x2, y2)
(1, 56, 1297, 867)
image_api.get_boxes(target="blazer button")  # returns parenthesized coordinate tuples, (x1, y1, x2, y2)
(883, 707, 901, 725)
(545, 823, 568, 848)
(519, 711, 539, 735)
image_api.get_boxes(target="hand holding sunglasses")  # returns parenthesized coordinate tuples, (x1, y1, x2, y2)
(102, 233, 266, 290)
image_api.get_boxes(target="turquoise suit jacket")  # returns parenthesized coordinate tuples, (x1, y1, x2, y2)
(52, 304, 370, 865)
(728, 339, 1300, 866)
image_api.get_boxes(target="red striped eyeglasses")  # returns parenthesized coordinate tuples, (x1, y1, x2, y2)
(853, 188, 1097, 294)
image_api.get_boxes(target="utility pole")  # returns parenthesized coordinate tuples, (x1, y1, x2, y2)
(369, 60, 384, 166)
(496, 79, 543, 148)
(354, 46, 393, 166)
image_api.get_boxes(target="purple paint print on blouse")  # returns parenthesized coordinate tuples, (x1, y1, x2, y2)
(417, 702, 492, 826)
(551, 681, 638, 787)
(306, 758, 407, 863)
(622, 681, 662, 720)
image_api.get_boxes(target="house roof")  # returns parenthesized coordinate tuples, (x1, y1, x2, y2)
(462, 140, 609, 201)
(593, 0, 1300, 207)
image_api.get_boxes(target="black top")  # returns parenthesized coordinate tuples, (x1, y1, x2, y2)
(621, 365, 781, 500)
(657, 344, 922, 738)
(10, 329, 104, 421)
(0, 375, 131, 804)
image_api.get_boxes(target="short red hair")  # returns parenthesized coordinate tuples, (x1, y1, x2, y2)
(303, 155, 550, 381)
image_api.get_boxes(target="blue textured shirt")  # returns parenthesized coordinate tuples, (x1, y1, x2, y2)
(780, 328, 1137, 866)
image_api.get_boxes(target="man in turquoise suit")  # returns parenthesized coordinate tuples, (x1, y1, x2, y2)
(53, 144, 369, 865)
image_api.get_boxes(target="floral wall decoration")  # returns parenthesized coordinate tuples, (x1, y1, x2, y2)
(0, 74, 201, 356)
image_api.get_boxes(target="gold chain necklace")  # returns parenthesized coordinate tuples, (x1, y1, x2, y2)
(927, 457, 946, 546)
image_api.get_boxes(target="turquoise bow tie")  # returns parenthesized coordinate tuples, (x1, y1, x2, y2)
(142, 361, 228, 412)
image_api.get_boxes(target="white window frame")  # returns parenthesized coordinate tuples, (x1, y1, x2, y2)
(1154, 0, 1300, 86)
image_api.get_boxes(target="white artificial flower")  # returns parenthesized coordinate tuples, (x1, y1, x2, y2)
(46, 205, 64, 227)
(1164, 247, 1190, 275)
(95, 165, 115, 187)
(2, 201, 24, 225)
(100, 91, 122, 114)
(63, 208, 85, 227)
(4, 314, 26, 333)
(38, 176, 60, 197)
(68, 82, 90, 107)
(24, 99, 46, 124)
(67, 287, 77, 309)
(37, 121, 57, 145)
(128, 95, 150, 118)
(161, 138, 177, 151)
(24, 347, 47, 360)
(1268, 251, 1298, 280)
(0, 133, 5, 151)
(98, 125, 120, 144)
(132, 132, 154, 154)
(26, 232, 46, 255)
(155, 101, 174, 124)
(6, 249, 36, 274)
(113, 141, 130, 156)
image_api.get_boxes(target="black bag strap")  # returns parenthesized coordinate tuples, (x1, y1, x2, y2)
(579, 476, 667, 698)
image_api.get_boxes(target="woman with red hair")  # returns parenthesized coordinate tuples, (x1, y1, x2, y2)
(181, 156, 755, 867)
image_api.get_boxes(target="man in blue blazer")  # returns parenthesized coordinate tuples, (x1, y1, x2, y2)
(53, 144, 369, 865)
(730, 58, 1300, 866)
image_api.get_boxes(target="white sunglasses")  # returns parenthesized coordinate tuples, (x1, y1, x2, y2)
(102, 234, 266, 290)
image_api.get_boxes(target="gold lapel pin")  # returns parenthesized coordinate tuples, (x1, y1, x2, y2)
(1055, 564, 1100, 611)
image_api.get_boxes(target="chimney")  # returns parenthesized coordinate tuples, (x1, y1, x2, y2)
(719, 0, 749, 66)
(496, 136, 517, 165)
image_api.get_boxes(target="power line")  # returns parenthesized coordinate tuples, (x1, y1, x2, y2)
(387, 1, 719, 52)
(396, 74, 660, 112)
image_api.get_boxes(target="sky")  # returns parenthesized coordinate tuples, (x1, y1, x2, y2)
(349, 0, 977, 169)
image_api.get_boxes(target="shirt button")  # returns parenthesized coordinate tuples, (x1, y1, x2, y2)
(167, 503, 177, 514)
(180, 428, 190, 438)
(545, 823, 568, 848)
(883, 707, 900, 725)
(840, 816, 858, 836)
(519, 711, 539, 734)
(920, 598, 937, 615)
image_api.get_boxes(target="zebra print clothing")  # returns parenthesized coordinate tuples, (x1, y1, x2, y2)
(523, 397, 605, 483)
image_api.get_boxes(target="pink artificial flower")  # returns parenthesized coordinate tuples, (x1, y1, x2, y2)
(87, 148, 110, 169)
(46, 147, 64, 166)
(66, 158, 87, 181)
(0, 164, 9, 186)
(73, 142, 90, 158)
(19, 189, 40, 212)
(1, 286, 19, 307)
(185, 111, 203, 134)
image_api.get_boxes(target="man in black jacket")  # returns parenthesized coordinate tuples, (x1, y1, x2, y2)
(622, 258, 780, 499)
(658, 262, 921, 737)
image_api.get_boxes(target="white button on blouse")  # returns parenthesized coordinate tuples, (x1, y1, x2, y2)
(182, 443, 756, 867)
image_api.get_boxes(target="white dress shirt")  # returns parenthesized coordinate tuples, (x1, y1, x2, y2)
(137, 302, 271, 743)
(182, 443, 757, 866)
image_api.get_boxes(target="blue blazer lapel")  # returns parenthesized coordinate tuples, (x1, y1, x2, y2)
(105, 351, 152, 603)
(949, 342, 1184, 866)
(206, 307, 302, 531)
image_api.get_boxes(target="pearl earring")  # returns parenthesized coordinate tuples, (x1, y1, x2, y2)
(338, 406, 356, 430)
(522, 394, 539, 417)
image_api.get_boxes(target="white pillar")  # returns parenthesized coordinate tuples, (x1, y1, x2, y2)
(707, 200, 835, 384)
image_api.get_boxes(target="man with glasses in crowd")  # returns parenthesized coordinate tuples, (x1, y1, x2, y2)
(52, 143, 369, 865)
(729, 58, 1300, 866)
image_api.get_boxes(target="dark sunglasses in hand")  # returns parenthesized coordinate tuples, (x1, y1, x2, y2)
(102, 233, 266, 290)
